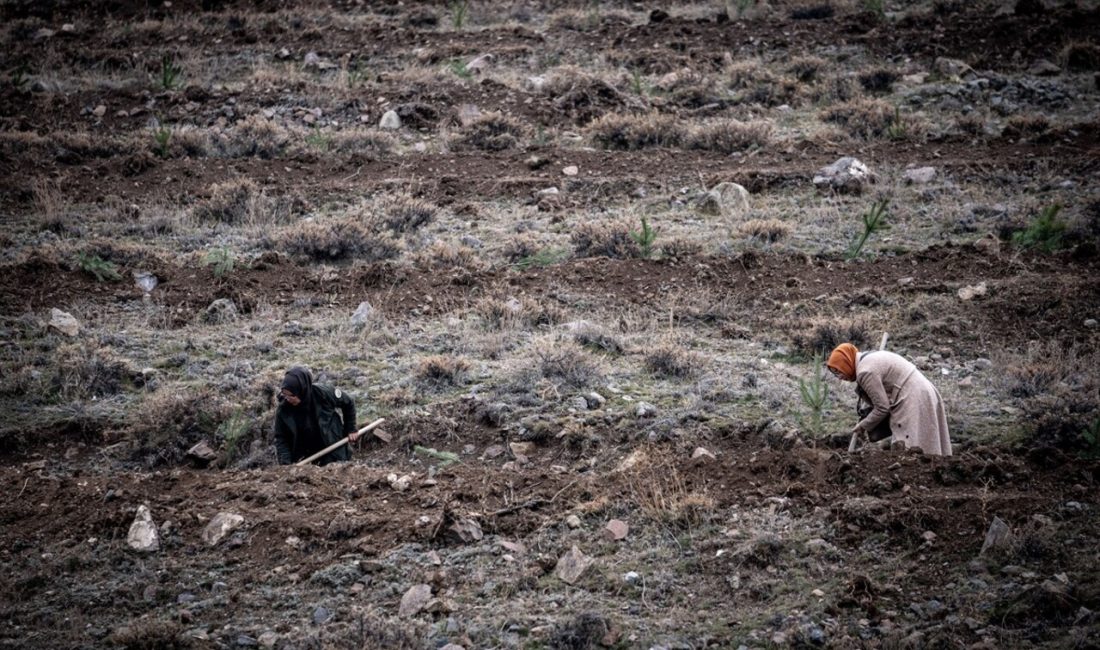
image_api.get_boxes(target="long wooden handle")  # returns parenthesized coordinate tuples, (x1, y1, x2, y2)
(848, 333, 889, 453)
(295, 418, 385, 466)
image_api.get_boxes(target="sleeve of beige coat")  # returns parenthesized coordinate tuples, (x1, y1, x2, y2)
(856, 372, 891, 432)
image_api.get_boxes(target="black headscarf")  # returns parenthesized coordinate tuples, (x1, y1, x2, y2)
(281, 366, 319, 441)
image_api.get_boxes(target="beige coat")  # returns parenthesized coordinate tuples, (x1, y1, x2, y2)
(856, 351, 952, 456)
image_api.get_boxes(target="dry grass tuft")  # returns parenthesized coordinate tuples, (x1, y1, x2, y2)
(1060, 41, 1100, 71)
(738, 218, 791, 243)
(379, 195, 438, 233)
(727, 60, 801, 106)
(821, 98, 898, 139)
(278, 219, 402, 262)
(788, 56, 827, 83)
(192, 178, 266, 224)
(415, 355, 471, 387)
(571, 219, 641, 258)
(215, 114, 293, 158)
(536, 341, 604, 388)
(572, 324, 625, 355)
(588, 112, 684, 150)
(128, 387, 235, 466)
(1002, 114, 1051, 139)
(628, 460, 716, 529)
(658, 237, 704, 260)
(858, 68, 900, 93)
(791, 320, 870, 358)
(687, 119, 773, 153)
(449, 113, 524, 151)
(413, 240, 483, 271)
(330, 130, 396, 155)
(644, 342, 704, 378)
(474, 297, 564, 329)
(543, 66, 636, 124)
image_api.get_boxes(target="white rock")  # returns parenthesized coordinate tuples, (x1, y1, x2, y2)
(624, 571, 641, 584)
(524, 75, 547, 92)
(133, 271, 158, 293)
(379, 110, 401, 130)
(48, 308, 80, 337)
(691, 447, 717, 462)
(398, 584, 433, 618)
(202, 512, 244, 547)
(350, 301, 375, 326)
(466, 53, 494, 73)
(903, 166, 937, 184)
(980, 516, 1014, 556)
(566, 514, 582, 529)
(127, 505, 160, 553)
(554, 545, 594, 584)
(636, 402, 657, 418)
(303, 51, 322, 68)
(958, 282, 987, 301)
(694, 182, 751, 220)
(1085, 319, 1098, 329)
(562, 165, 579, 176)
(387, 473, 413, 492)
(537, 187, 560, 196)
(813, 157, 874, 194)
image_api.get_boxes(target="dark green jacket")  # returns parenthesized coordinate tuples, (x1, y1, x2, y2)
(274, 385, 356, 465)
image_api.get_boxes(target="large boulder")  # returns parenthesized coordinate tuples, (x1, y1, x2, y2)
(813, 157, 874, 194)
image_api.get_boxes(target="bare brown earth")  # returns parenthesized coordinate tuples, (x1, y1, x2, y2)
(2, 0, 1099, 648)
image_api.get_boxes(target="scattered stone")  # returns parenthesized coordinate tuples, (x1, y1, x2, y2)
(203, 512, 245, 547)
(555, 546, 594, 584)
(92, 104, 106, 117)
(562, 165, 579, 176)
(509, 441, 535, 457)
(624, 571, 641, 584)
(903, 166, 937, 184)
(202, 298, 238, 324)
(694, 182, 751, 220)
(636, 402, 657, 418)
(980, 516, 1014, 556)
(133, 271, 158, 293)
(387, 473, 413, 492)
(584, 392, 606, 409)
(399, 584, 433, 617)
(465, 53, 494, 74)
(922, 531, 938, 543)
(958, 282, 988, 301)
(569, 395, 589, 411)
(524, 75, 547, 92)
(973, 233, 1001, 256)
(186, 440, 218, 466)
(974, 358, 993, 371)
(813, 157, 874, 194)
(312, 605, 333, 625)
(1029, 59, 1061, 76)
(1085, 319, 1098, 329)
(604, 519, 629, 541)
(448, 517, 483, 543)
(258, 630, 277, 647)
(48, 308, 80, 337)
(933, 57, 972, 78)
(566, 514, 582, 529)
(958, 376, 974, 388)
(379, 110, 401, 130)
(500, 540, 527, 556)
(236, 635, 258, 647)
(127, 505, 160, 553)
(350, 301, 375, 326)
(691, 447, 717, 462)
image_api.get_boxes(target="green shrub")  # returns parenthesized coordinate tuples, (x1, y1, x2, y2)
(1011, 205, 1066, 253)
(76, 252, 121, 282)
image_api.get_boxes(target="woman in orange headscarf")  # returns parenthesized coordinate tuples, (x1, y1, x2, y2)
(827, 343, 952, 456)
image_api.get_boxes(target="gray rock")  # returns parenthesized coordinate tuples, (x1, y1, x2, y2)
(584, 392, 607, 409)
(312, 605, 333, 625)
(202, 298, 238, 324)
(566, 514, 582, 529)
(1085, 319, 1098, 329)
(694, 182, 751, 220)
(350, 301, 375, 326)
(555, 546, 594, 584)
(813, 157, 874, 194)
(974, 358, 993, 371)
(399, 584, 433, 617)
(448, 517, 483, 543)
(177, 592, 196, 604)
(186, 440, 218, 465)
(569, 395, 589, 411)
(236, 635, 258, 647)
(1028, 59, 1061, 76)
(133, 271, 158, 293)
(48, 308, 80, 337)
(636, 402, 657, 418)
(466, 53, 494, 74)
(203, 512, 244, 547)
(127, 505, 160, 553)
(903, 166, 937, 184)
(979, 516, 1014, 556)
(379, 110, 401, 130)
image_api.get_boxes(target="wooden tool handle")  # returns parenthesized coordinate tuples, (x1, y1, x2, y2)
(294, 418, 385, 466)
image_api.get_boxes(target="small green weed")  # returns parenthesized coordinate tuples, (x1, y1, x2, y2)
(10, 62, 30, 90)
(846, 199, 889, 260)
(797, 351, 830, 441)
(733, 0, 754, 18)
(305, 127, 331, 151)
(630, 217, 658, 258)
(218, 410, 250, 464)
(414, 445, 460, 467)
(630, 69, 646, 96)
(863, 0, 885, 19)
(159, 54, 182, 91)
(76, 253, 121, 282)
(203, 247, 235, 278)
(1082, 419, 1100, 459)
(449, 0, 470, 29)
(886, 107, 907, 140)
(346, 63, 366, 89)
(514, 247, 569, 270)
(153, 124, 172, 158)
(1011, 204, 1066, 253)
(448, 59, 472, 80)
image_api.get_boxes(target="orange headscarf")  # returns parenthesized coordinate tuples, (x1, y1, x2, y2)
(827, 343, 859, 381)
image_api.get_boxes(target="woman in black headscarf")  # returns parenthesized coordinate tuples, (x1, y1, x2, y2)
(274, 366, 360, 465)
